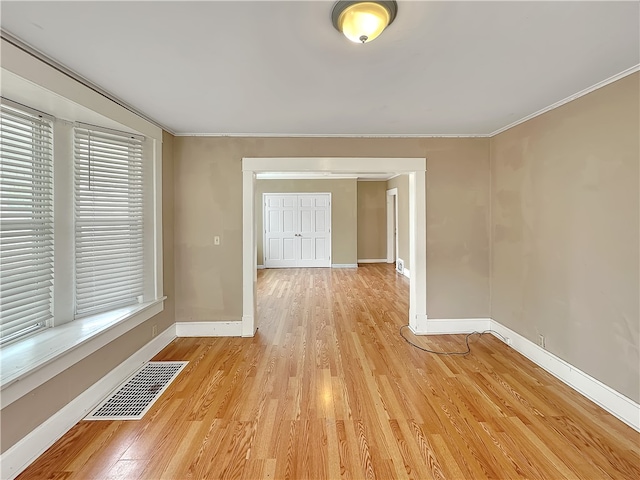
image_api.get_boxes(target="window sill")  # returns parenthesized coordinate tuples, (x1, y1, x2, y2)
(0, 298, 166, 409)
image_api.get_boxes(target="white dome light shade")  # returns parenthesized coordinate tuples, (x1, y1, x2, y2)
(332, 1, 398, 44)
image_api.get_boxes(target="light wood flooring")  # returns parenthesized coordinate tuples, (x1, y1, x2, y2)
(18, 264, 640, 479)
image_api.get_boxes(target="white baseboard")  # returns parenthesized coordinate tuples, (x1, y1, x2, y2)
(331, 264, 358, 268)
(412, 317, 639, 432)
(175, 321, 242, 337)
(357, 259, 387, 264)
(257, 265, 265, 270)
(402, 267, 410, 279)
(413, 318, 491, 335)
(0, 325, 177, 480)
(241, 315, 256, 338)
(489, 320, 640, 432)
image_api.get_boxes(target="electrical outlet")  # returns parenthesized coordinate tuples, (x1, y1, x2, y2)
(538, 334, 545, 349)
(214, 236, 220, 245)
(152, 325, 157, 337)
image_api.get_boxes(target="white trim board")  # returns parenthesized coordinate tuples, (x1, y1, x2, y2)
(243, 157, 427, 338)
(331, 264, 358, 268)
(357, 259, 387, 263)
(0, 325, 177, 480)
(257, 265, 265, 270)
(174, 132, 491, 138)
(402, 268, 411, 279)
(411, 318, 491, 335)
(386, 188, 398, 265)
(414, 318, 640, 432)
(175, 321, 242, 337)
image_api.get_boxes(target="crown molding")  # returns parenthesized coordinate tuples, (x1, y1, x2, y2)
(172, 132, 491, 138)
(489, 64, 640, 137)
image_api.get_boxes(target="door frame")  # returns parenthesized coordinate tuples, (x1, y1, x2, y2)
(386, 188, 398, 264)
(263, 192, 332, 268)
(242, 157, 427, 337)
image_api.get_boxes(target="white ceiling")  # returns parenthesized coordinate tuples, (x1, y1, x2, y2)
(1, 1, 638, 136)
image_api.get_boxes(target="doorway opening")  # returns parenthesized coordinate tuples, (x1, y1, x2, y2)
(242, 157, 427, 337)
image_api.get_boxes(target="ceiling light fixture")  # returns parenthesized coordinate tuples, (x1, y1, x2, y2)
(331, 1, 398, 44)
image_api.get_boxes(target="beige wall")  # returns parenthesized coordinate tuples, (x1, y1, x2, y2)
(0, 131, 177, 453)
(256, 179, 357, 266)
(357, 181, 387, 260)
(491, 73, 639, 402)
(386, 175, 410, 269)
(387, 147, 493, 319)
(173, 136, 491, 321)
(426, 144, 493, 318)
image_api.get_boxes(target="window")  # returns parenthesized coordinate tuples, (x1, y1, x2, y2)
(0, 97, 160, 348)
(74, 126, 145, 317)
(0, 102, 54, 344)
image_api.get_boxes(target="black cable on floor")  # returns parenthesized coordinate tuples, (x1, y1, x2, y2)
(399, 325, 508, 356)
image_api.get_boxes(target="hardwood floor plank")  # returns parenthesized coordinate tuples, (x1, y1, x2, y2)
(405, 420, 446, 480)
(16, 265, 640, 480)
(102, 459, 145, 480)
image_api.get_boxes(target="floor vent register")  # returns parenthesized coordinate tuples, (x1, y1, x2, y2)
(85, 361, 188, 421)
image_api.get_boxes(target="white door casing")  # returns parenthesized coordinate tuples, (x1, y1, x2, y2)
(242, 157, 427, 338)
(264, 193, 331, 268)
(386, 188, 398, 264)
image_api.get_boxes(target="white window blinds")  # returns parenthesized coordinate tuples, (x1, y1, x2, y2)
(0, 102, 54, 344)
(74, 126, 144, 317)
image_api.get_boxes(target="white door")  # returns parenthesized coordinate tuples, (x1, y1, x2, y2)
(264, 193, 331, 268)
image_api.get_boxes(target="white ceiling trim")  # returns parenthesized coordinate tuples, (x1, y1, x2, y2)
(172, 133, 491, 138)
(489, 64, 640, 137)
